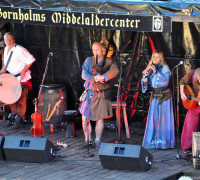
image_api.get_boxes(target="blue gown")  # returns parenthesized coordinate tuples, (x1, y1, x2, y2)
(141, 64, 175, 149)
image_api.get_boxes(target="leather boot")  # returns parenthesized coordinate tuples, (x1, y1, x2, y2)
(2, 113, 16, 128)
(9, 114, 22, 130)
(8, 113, 16, 126)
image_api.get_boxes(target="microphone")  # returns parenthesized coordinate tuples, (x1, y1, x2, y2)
(49, 52, 53, 56)
(173, 61, 183, 69)
(121, 61, 126, 65)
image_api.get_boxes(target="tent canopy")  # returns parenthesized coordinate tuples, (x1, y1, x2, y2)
(0, 0, 199, 18)
(0, 1, 200, 33)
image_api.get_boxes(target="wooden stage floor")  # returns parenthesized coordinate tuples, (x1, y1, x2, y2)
(0, 119, 200, 180)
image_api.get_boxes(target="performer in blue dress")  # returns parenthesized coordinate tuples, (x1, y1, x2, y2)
(141, 50, 175, 149)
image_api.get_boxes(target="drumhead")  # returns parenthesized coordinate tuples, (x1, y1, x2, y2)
(63, 110, 78, 115)
(0, 73, 22, 104)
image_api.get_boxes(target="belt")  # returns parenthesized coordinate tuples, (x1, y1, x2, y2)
(6, 71, 20, 78)
(153, 88, 171, 94)
(88, 89, 104, 97)
(89, 89, 99, 93)
(14, 73, 21, 77)
(153, 86, 169, 94)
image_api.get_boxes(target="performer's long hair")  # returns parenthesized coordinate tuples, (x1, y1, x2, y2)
(193, 67, 200, 81)
(147, 50, 167, 69)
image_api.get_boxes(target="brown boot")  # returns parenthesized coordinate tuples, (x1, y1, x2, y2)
(182, 148, 192, 161)
(9, 114, 22, 130)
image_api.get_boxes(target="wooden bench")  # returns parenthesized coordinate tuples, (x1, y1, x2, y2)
(111, 101, 130, 138)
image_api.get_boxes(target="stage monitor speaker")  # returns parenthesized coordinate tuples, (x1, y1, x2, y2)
(3, 136, 57, 163)
(99, 143, 153, 171)
(0, 136, 6, 160)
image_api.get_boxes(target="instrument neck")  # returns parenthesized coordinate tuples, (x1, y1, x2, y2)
(34, 98, 38, 112)
(95, 55, 104, 64)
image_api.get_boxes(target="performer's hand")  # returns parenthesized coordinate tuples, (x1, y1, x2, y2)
(180, 92, 187, 100)
(98, 75, 105, 83)
(94, 75, 105, 83)
(94, 75, 102, 82)
(142, 67, 151, 75)
(150, 64, 157, 74)
(0, 66, 6, 75)
(98, 78, 105, 83)
(192, 97, 200, 102)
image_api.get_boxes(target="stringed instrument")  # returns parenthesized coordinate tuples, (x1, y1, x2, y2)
(46, 97, 64, 122)
(100, 30, 114, 58)
(182, 85, 200, 110)
(30, 98, 45, 136)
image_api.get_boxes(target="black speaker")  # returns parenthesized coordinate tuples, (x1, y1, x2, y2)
(99, 143, 153, 171)
(0, 136, 6, 160)
(3, 136, 57, 163)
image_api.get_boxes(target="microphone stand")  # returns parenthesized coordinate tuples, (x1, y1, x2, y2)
(31, 52, 53, 137)
(173, 65, 186, 165)
(161, 65, 185, 165)
(173, 66, 185, 164)
(38, 53, 53, 101)
(113, 40, 131, 144)
(115, 60, 123, 144)
(175, 66, 181, 159)
(83, 95, 94, 158)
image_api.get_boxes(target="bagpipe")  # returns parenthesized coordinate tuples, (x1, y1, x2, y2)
(92, 56, 118, 94)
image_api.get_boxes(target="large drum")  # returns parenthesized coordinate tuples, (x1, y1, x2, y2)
(40, 84, 67, 127)
(0, 73, 22, 104)
(192, 132, 200, 169)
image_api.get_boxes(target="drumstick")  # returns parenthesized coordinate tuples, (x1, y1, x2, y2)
(16, 76, 21, 95)
(16, 83, 21, 95)
(46, 97, 64, 121)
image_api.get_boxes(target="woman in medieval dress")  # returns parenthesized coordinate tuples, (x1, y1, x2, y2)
(141, 50, 175, 149)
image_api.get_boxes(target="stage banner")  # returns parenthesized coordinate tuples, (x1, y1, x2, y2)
(0, 7, 172, 32)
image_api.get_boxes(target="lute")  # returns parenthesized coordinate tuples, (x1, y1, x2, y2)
(182, 85, 200, 110)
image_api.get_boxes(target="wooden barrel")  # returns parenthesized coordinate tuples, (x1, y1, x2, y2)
(40, 84, 67, 127)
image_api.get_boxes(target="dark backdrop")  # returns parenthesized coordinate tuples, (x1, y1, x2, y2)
(1, 22, 200, 129)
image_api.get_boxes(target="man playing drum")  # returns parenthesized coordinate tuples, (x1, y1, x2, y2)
(0, 32, 35, 130)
